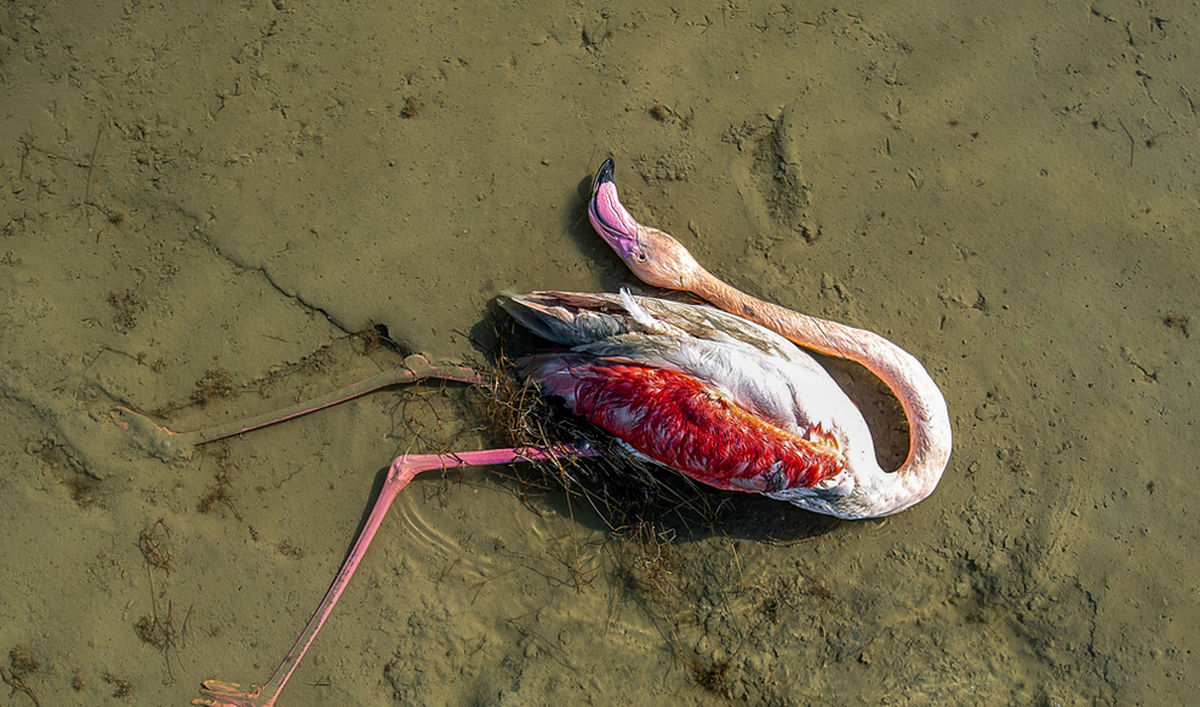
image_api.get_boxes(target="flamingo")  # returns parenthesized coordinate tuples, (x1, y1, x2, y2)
(117, 158, 951, 706)
(579, 158, 952, 517)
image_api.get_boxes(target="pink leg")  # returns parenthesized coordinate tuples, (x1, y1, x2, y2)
(192, 444, 599, 707)
(112, 354, 484, 460)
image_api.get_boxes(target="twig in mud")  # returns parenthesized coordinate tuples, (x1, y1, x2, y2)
(0, 646, 42, 707)
(136, 520, 183, 680)
(0, 667, 41, 707)
(82, 125, 102, 217)
(506, 615, 575, 670)
(1117, 118, 1135, 168)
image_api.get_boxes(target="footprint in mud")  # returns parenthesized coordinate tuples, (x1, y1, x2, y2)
(724, 110, 820, 245)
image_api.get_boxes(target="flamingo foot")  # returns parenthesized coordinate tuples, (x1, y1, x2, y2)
(110, 406, 197, 461)
(399, 353, 488, 385)
(191, 679, 273, 707)
(182, 447, 595, 706)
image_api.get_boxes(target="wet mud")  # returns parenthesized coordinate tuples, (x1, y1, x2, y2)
(1, 1, 1196, 703)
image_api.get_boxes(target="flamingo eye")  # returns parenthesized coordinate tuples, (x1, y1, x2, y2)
(635, 252, 648, 263)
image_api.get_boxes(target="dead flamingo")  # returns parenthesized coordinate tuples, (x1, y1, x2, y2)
(117, 158, 951, 706)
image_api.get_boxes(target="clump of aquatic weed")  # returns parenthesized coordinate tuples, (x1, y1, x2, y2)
(191, 367, 235, 405)
(1, 645, 42, 706)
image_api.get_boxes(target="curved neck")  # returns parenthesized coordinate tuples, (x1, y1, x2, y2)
(689, 268, 952, 507)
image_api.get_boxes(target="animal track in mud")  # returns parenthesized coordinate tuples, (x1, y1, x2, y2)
(724, 111, 820, 245)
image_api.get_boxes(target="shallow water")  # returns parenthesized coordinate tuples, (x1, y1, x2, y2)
(1, 1, 1196, 703)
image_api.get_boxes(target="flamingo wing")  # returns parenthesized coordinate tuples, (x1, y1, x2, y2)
(499, 291, 877, 493)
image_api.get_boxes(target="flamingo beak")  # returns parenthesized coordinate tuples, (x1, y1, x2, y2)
(588, 158, 641, 261)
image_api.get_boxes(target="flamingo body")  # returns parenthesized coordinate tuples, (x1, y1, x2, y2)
(530, 358, 844, 492)
(501, 290, 890, 516)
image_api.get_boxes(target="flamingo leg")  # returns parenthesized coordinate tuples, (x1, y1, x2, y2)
(191, 445, 596, 707)
(109, 353, 599, 704)
(112, 354, 485, 460)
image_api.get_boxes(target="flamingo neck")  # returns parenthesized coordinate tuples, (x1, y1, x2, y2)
(688, 267, 952, 515)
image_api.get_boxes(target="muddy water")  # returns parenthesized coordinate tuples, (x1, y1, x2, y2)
(2, 1, 1196, 704)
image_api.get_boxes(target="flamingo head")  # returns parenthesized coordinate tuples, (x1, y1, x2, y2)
(588, 158, 703, 291)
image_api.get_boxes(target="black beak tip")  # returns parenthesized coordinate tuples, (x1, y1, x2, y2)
(592, 157, 615, 192)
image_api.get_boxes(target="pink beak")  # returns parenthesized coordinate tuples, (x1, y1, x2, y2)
(588, 158, 641, 261)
